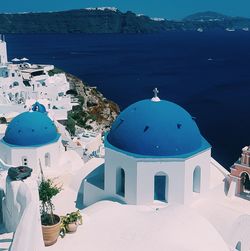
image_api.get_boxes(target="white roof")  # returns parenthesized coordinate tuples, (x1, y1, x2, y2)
(11, 58, 20, 62)
(0, 104, 25, 115)
(48, 201, 229, 251)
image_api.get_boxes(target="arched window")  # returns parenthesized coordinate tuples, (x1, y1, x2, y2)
(241, 172, 250, 193)
(154, 172, 169, 202)
(235, 241, 241, 251)
(22, 156, 28, 166)
(116, 168, 125, 197)
(45, 153, 51, 167)
(193, 166, 201, 193)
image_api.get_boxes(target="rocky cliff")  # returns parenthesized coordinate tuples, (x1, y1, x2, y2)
(66, 73, 119, 134)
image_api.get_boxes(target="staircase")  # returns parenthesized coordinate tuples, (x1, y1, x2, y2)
(0, 225, 13, 251)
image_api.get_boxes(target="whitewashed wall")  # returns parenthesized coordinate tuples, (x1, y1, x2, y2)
(184, 149, 211, 204)
(137, 159, 185, 204)
(0, 41, 8, 64)
(104, 147, 211, 205)
(105, 148, 137, 204)
(2, 176, 45, 251)
(0, 139, 62, 173)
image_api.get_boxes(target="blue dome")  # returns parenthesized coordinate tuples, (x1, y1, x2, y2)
(107, 99, 209, 157)
(3, 112, 60, 147)
(32, 102, 46, 113)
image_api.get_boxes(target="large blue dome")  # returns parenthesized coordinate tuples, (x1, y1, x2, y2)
(107, 99, 210, 157)
(3, 111, 60, 147)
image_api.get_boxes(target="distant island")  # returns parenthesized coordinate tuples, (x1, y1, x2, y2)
(0, 8, 250, 33)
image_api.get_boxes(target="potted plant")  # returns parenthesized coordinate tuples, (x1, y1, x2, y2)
(39, 175, 62, 246)
(60, 210, 82, 237)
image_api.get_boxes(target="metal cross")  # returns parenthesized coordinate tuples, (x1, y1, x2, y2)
(153, 88, 159, 98)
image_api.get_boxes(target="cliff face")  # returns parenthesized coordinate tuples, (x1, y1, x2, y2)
(182, 11, 250, 30)
(0, 9, 169, 33)
(66, 73, 119, 133)
(183, 11, 231, 21)
(1, 9, 250, 33)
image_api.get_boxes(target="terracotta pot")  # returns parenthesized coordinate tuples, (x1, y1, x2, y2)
(66, 222, 78, 233)
(42, 215, 61, 246)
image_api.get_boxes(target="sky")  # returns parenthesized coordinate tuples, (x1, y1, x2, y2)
(1, 0, 250, 20)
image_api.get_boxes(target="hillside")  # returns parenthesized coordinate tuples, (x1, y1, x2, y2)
(183, 11, 250, 30)
(0, 8, 170, 33)
(184, 11, 230, 21)
(65, 73, 119, 134)
(0, 9, 250, 33)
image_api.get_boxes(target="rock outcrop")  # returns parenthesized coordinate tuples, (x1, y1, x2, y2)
(66, 73, 119, 133)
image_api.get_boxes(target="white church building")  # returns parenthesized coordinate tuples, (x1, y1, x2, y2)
(83, 91, 211, 206)
(0, 104, 83, 174)
(1, 89, 250, 251)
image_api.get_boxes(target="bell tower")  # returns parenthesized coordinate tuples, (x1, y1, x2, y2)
(0, 35, 8, 64)
(230, 146, 250, 196)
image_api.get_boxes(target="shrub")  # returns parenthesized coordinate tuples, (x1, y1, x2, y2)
(66, 115, 76, 135)
(39, 174, 62, 225)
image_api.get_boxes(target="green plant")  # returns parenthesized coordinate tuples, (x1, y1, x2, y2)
(60, 210, 82, 237)
(66, 115, 76, 135)
(38, 168, 62, 225)
(0, 117, 7, 124)
(77, 95, 85, 106)
(48, 67, 64, 76)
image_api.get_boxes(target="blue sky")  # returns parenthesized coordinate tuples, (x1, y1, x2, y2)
(1, 0, 250, 19)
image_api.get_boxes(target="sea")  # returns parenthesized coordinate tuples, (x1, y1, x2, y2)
(6, 31, 250, 169)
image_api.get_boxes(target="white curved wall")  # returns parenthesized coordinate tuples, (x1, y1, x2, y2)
(2, 175, 44, 251)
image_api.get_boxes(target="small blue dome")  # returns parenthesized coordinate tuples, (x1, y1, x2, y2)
(3, 112, 60, 147)
(107, 99, 209, 157)
(32, 102, 46, 113)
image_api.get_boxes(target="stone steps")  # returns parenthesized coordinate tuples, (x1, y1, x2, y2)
(0, 230, 14, 251)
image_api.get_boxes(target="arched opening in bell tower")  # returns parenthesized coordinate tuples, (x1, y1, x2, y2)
(240, 172, 250, 193)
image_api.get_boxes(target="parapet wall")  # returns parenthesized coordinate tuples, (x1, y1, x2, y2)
(2, 175, 44, 251)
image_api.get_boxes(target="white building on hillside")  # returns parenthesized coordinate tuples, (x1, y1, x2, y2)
(0, 38, 75, 122)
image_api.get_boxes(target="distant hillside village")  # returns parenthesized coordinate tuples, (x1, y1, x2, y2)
(0, 9, 250, 33)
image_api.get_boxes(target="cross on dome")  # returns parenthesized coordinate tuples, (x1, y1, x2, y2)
(153, 88, 159, 97)
(151, 87, 161, 102)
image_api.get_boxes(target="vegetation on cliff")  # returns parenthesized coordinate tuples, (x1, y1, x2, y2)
(65, 72, 119, 135)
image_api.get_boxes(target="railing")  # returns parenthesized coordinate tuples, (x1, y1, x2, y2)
(0, 159, 14, 172)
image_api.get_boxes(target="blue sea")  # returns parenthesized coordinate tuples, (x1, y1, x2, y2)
(6, 31, 250, 168)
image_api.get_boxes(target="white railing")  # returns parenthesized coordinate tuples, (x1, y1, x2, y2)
(0, 159, 14, 172)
